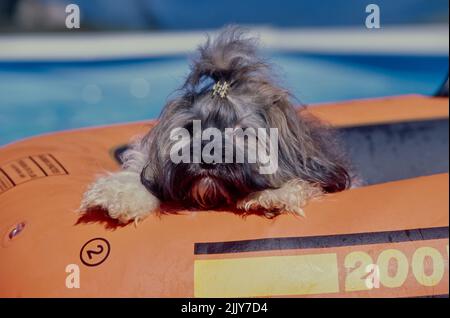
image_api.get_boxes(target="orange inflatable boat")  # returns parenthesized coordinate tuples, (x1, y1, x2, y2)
(0, 95, 448, 298)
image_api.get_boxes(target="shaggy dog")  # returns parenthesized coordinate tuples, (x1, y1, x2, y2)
(80, 27, 351, 223)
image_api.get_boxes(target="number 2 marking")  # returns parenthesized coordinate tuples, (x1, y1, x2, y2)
(86, 244, 104, 259)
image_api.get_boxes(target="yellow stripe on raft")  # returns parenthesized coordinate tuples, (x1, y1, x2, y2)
(194, 253, 339, 297)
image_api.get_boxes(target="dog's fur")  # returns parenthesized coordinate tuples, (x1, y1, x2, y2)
(80, 27, 351, 223)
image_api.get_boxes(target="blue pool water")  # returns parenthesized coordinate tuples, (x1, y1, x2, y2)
(0, 53, 448, 145)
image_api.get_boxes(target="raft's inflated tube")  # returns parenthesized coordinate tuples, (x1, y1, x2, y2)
(0, 95, 448, 297)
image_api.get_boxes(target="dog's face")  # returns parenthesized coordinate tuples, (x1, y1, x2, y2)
(145, 92, 276, 209)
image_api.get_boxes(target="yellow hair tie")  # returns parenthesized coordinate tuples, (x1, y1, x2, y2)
(212, 81, 230, 98)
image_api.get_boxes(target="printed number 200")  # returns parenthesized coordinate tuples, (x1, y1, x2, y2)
(344, 246, 448, 292)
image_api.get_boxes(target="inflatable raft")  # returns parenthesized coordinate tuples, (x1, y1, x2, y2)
(0, 95, 448, 297)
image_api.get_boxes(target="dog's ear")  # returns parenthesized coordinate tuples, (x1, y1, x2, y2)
(140, 163, 163, 199)
(267, 98, 352, 193)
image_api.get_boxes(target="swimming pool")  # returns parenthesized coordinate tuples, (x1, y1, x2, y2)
(0, 52, 447, 145)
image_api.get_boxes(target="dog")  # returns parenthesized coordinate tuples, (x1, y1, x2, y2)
(80, 27, 351, 223)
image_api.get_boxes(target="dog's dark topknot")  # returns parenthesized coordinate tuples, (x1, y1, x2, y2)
(184, 26, 271, 93)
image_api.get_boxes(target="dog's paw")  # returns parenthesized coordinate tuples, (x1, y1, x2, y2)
(237, 189, 304, 217)
(79, 172, 160, 223)
(237, 180, 321, 217)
